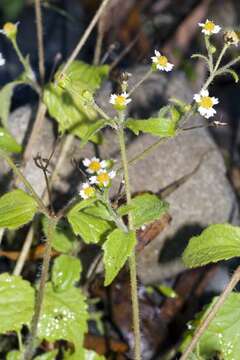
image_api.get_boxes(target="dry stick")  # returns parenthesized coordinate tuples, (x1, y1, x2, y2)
(93, 16, 105, 65)
(180, 265, 240, 360)
(60, 0, 112, 77)
(34, 0, 45, 85)
(13, 226, 35, 276)
(23, 218, 57, 360)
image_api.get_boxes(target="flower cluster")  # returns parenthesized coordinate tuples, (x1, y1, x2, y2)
(79, 157, 116, 199)
(0, 53, 5, 66)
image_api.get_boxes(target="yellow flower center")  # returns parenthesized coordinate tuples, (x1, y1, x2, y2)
(158, 56, 168, 67)
(116, 95, 126, 106)
(84, 186, 95, 198)
(97, 172, 110, 184)
(204, 21, 215, 32)
(199, 96, 213, 109)
(89, 161, 101, 172)
(3, 22, 17, 37)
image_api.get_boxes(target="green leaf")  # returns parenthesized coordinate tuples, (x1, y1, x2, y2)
(182, 224, 240, 268)
(42, 217, 75, 253)
(103, 229, 136, 286)
(44, 61, 109, 142)
(118, 193, 169, 229)
(182, 293, 240, 360)
(38, 283, 88, 349)
(0, 273, 34, 333)
(0, 189, 38, 229)
(0, 127, 22, 153)
(0, 82, 19, 128)
(6, 351, 21, 360)
(52, 255, 82, 292)
(80, 119, 110, 148)
(125, 116, 178, 137)
(67, 201, 115, 244)
(35, 350, 58, 359)
(83, 350, 106, 360)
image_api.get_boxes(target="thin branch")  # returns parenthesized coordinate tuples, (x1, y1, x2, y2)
(23, 217, 57, 360)
(180, 265, 240, 360)
(13, 225, 35, 276)
(60, 0, 112, 77)
(34, 0, 45, 85)
(93, 16, 105, 65)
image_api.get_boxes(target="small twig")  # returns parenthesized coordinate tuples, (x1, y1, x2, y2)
(129, 68, 152, 95)
(109, 33, 140, 71)
(180, 265, 240, 360)
(34, 0, 45, 86)
(23, 217, 57, 360)
(13, 226, 35, 276)
(93, 16, 105, 65)
(59, 0, 112, 77)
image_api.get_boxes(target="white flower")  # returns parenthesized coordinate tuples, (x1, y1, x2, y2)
(83, 157, 107, 174)
(198, 20, 221, 35)
(0, 53, 5, 66)
(109, 92, 131, 110)
(79, 182, 96, 199)
(151, 50, 174, 72)
(193, 89, 219, 119)
(0, 22, 19, 39)
(90, 169, 116, 187)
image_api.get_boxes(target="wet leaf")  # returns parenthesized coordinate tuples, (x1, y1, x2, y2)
(0, 127, 22, 153)
(118, 193, 169, 229)
(0, 273, 34, 333)
(181, 293, 240, 360)
(103, 229, 136, 286)
(38, 283, 88, 349)
(183, 224, 240, 268)
(0, 189, 38, 229)
(52, 255, 82, 292)
(67, 201, 115, 244)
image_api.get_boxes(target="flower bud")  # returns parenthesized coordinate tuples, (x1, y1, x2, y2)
(2, 22, 18, 40)
(224, 30, 239, 47)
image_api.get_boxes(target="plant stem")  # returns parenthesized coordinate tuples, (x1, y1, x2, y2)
(180, 265, 240, 360)
(34, 0, 45, 86)
(17, 330, 23, 353)
(213, 44, 228, 73)
(23, 217, 57, 360)
(0, 151, 47, 214)
(60, 0, 112, 77)
(129, 69, 152, 95)
(117, 125, 141, 360)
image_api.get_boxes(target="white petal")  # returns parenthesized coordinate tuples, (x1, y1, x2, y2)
(125, 98, 132, 104)
(198, 23, 204, 27)
(193, 94, 201, 102)
(91, 157, 99, 162)
(0, 58, 5, 66)
(83, 158, 91, 166)
(213, 25, 221, 34)
(100, 160, 107, 168)
(122, 92, 129, 98)
(109, 170, 116, 179)
(80, 190, 88, 199)
(200, 89, 209, 97)
(165, 62, 174, 72)
(90, 176, 97, 184)
(82, 183, 89, 189)
(202, 29, 210, 35)
(109, 94, 117, 104)
(154, 50, 161, 57)
(212, 97, 219, 105)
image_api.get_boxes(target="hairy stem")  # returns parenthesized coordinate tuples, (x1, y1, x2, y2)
(0, 151, 47, 214)
(23, 217, 57, 360)
(180, 265, 240, 360)
(60, 0, 112, 77)
(34, 0, 45, 86)
(117, 125, 141, 360)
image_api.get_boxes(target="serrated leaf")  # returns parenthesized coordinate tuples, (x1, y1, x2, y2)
(103, 229, 136, 286)
(0, 189, 38, 229)
(182, 224, 240, 268)
(125, 117, 177, 137)
(52, 255, 82, 292)
(118, 193, 169, 229)
(182, 293, 240, 360)
(42, 217, 75, 253)
(44, 61, 109, 142)
(0, 127, 22, 153)
(0, 273, 34, 333)
(67, 201, 115, 244)
(38, 283, 88, 349)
